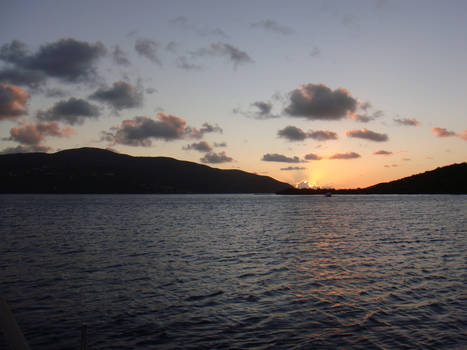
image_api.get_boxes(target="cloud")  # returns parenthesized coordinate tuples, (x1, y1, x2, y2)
(0, 38, 106, 83)
(185, 122, 223, 139)
(460, 130, 467, 140)
(0, 82, 29, 120)
(102, 113, 187, 146)
(280, 166, 306, 171)
(304, 153, 322, 160)
(191, 42, 253, 69)
(37, 97, 100, 125)
(308, 130, 338, 141)
(431, 127, 456, 138)
(277, 126, 338, 142)
(262, 153, 304, 163)
(176, 56, 202, 70)
(374, 150, 392, 155)
(135, 38, 161, 65)
(278, 126, 307, 141)
(329, 152, 361, 160)
(0, 144, 50, 154)
(233, 100, 279, 119)
(345, 128, 388, 142)
(169, 16, 228, 38)
(90, 81, 143, 111)
(0, 68, 46, 88)
(183, 141, 212, 152)
(200, 151, 233, 164)
(284, 83, 357, 120)
(349, 110, 383, 123)
(310, 46, 321, 57)
(8, 121, 74, 145)
(250, 19, 294, 35)
(394, 117, 420, 126)
(145, 87, 157, 94)
(112, 45, 130, 66)
(214, 142, 227, 147)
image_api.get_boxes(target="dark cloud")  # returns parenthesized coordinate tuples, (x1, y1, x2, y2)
(135, 38, 161, 65)
(102, 113, 187, 146)
(329, 152, 361, 160)
(394, 117, 420, 126)
(90, 81, 143, 111)
(308, 130, 338, 141)
(176, 56, 203, 71)
(1, 144, 50, 154)
(262, 153, 304, 163)
(250, 19, 294, 35)
(145, 87, 157, 94)
(0, 68, 46, 88)
(112, 45, 130, 66)
(278, 126, 307, 141)
(200, 151, 233, 164)
(185, 122, 223, 139)
(37, 97, 100, 125)
(304, 153, 322, 160)
(183, 141, 212, 152)
(44, 88, 68, 98)
(191, 42, 253, 69)
(0, 83, 28, 120)
(280, 166, 306, 171)
(0, 39, 106, 83)
(233, 101, 279, 119)
(166, 41, 178, 53)
(374, 150, 392, 155)
(214, 142, 227, 147)
(8, 121, 74, 145)
(277, 126, 338, 142)
(345, 128, 388, 142)
(284, 83, 357, 120)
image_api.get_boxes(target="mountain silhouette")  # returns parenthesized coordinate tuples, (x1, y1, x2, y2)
(0, 147, 292, 194)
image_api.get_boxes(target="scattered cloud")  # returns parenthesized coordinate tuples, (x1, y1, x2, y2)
(394, 117, 420, 126)
(349, 110, 383, 123)
(310, 46, 321, 57)
(37, 97, 100, 125)
(200, 151, 233, 164)
(176, 56, 202, 70)
(308, 130, 338, 141)
(185, 122, 223, 139)
(304, 153, 322, 160)
(102, 113, 187, 146)
(90, 81, 143, 111)
(280, 166, 306, 171)
(431, 127, 456, 138)
(0, 82, 29, 120)
(329, 152, 360, 160)
(112, 45, 130, 66)
(135, 38, 161, 65)
(0, 38, 106, 83)
(373, 150, 392, 155)
(8, 121, 74, 145)
(262, 153, 304, 163)
(233, 101, 279, 119)
(250, 19, 294, 35)
(0, 144, 50, 154)
(345, 128, 388, 142)
(214, 142, 227, 147)
(169, 16, 228, 38)
(191, 42, 253, 69)
(183, 141, 212, 152)
(278, 125, 307, 141)
(284, 83, 357, 120)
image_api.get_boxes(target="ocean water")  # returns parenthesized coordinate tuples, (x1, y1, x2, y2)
(0, 194, 466, 349)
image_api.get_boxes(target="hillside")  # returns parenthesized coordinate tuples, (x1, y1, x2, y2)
(278, 162, 467, 195)
(0, 148, 293, 194)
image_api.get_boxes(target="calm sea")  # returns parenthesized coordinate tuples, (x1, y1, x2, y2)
(0, 194, 466, 349)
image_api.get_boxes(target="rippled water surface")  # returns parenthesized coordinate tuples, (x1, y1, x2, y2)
(1, 194, 466, 349)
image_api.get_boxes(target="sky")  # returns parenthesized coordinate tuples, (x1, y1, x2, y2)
(1, 0, 466, 189)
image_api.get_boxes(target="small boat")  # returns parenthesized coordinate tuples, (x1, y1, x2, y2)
(324, 192, 332, 197)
